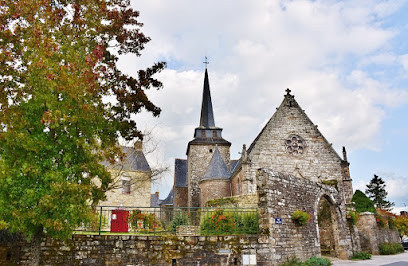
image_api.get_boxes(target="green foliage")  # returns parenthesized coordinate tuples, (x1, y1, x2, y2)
(281, 256, 302, 266)
(379, 242, 404, 255)
(169, 212, 190, 232)
(281, 256, 331, 266)
(85, 211, 108, 231)
(129, 210, 163, 232)
(291, 210, 312, 226)
(0, 0, 165, 244)
(375, 212, 388, 228)
(303, 256, 331, 266)
(388, 216, 397, 230)
(321, 179, 338, 190)
(351, 251, 372, 260)
(366, 175, 394, 211)
(200, 209, 258, 235)
(346, 211, 359, 225)
(395, 215, 408, 237)
(351, 190, 376, 213)
(206, 197, 237, 207)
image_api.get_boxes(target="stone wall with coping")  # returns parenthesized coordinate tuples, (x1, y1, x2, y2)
(1, 234, 259, 265)
(206, 194, 258, 208)
(357, 212, 400, 255)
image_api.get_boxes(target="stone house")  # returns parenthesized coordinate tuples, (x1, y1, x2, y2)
(100, 141, 152, 207)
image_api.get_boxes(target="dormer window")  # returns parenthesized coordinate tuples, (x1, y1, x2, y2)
(212, 131, 217, 138)
(201, 130, 206, 137)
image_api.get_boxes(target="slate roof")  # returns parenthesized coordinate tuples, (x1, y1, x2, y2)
(101, 146, 151, 172)
(199, 68, 215, 128)
(174, 159, 187, 187)
(230, 160, 239, 173)
(201, 147, 230, 181)
(160, 188, 173, 206)
(150, 193, 162, 207)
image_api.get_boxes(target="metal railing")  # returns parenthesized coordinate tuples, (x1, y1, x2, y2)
(74, 206, 259, 236)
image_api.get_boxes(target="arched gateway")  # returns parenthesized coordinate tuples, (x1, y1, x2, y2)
(256, 170, 353, 265)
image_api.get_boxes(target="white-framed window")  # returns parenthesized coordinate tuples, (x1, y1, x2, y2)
(121, 174, 131, 194)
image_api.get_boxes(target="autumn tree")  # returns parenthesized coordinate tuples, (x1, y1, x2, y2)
(395, 215, 408, 240)
(0, 0, 165, 264)
(365, 175, 394, 211)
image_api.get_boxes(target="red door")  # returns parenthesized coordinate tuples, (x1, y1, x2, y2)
(110, 209, 129, 232)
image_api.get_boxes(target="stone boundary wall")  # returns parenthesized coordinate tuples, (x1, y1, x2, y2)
(1, 234, 259, 265)
(357, 212, 400, 254)
(256, 169, 352, 264)
(205, 194, 258, 208)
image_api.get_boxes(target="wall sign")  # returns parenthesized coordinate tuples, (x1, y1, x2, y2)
(275, 218, 283, 224)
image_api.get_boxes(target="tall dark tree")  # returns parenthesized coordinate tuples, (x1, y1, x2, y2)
(0, 0, 165, 264)
(365, 175, 394, 211)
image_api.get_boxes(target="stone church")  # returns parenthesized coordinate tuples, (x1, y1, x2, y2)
(159, 67, 360, 261)
(161, 68, 353, 209)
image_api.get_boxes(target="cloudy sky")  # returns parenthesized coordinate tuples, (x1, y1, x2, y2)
(120, 0, 408, 212)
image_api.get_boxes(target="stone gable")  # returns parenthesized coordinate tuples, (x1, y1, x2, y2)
(247, 92, 347, 191)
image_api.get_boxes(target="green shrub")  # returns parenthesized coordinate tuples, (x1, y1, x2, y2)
(200, 209, 237, 235)
(304, 256, 331, 266)
(351, 251, 372, 260)
(379, 242, 404, 255)
(281, 256, 302, 266)
(375, 213, 387, 228)
(129, 210, 163, 232)
(291, 210, 312, 226)
(388, 216, 396, 229)
(280, 256, 331, 266)
(242, 212, 259, 234)
(347, 211, 359, 225)
(200, 209, 258, 235)
(351, 190, 376, 213)
(169, 212, 190, 232)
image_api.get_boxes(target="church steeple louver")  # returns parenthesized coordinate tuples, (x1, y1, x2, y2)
(199, 68, 215, 128)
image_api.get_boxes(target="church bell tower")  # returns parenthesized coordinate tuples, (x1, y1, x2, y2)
(186, 67, 231, 207)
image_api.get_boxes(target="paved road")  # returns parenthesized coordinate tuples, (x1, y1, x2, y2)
(332, 251, 408, 266)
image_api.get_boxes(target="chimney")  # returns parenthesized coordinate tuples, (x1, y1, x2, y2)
(134, 140, 143, 151)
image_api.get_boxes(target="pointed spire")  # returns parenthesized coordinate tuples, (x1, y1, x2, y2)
(202, 146, 230, 180)
(342, 146, 348, 162)
(199, 68, 215, 128)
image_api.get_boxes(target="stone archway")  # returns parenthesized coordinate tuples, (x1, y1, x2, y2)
(317, 195, 341, 258)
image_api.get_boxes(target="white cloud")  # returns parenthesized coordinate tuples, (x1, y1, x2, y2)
(121, 0, 408, 196)
(399, 54, 408, 73)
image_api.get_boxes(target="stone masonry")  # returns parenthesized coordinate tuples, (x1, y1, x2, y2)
(1, 234, 258, 265)
(256, 169, 353, 264)
(245, 92, 352, 204)
(187, 144, 230, 207)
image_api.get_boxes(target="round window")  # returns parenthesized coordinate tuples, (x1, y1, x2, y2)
(285, 135, 306, 155)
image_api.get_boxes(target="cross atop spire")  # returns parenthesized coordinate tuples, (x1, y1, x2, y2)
(203, 56, 209, 69)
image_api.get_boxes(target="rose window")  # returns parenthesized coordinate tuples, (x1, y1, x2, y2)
(285, 135, 305, 155)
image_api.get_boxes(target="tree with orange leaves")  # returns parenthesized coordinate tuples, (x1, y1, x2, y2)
(0, 0, 165, 264)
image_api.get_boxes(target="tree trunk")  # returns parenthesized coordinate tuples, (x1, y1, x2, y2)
(29, 229, 43, 266)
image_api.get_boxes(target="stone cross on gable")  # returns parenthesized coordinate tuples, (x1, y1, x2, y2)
(286, 88, 291, 95)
